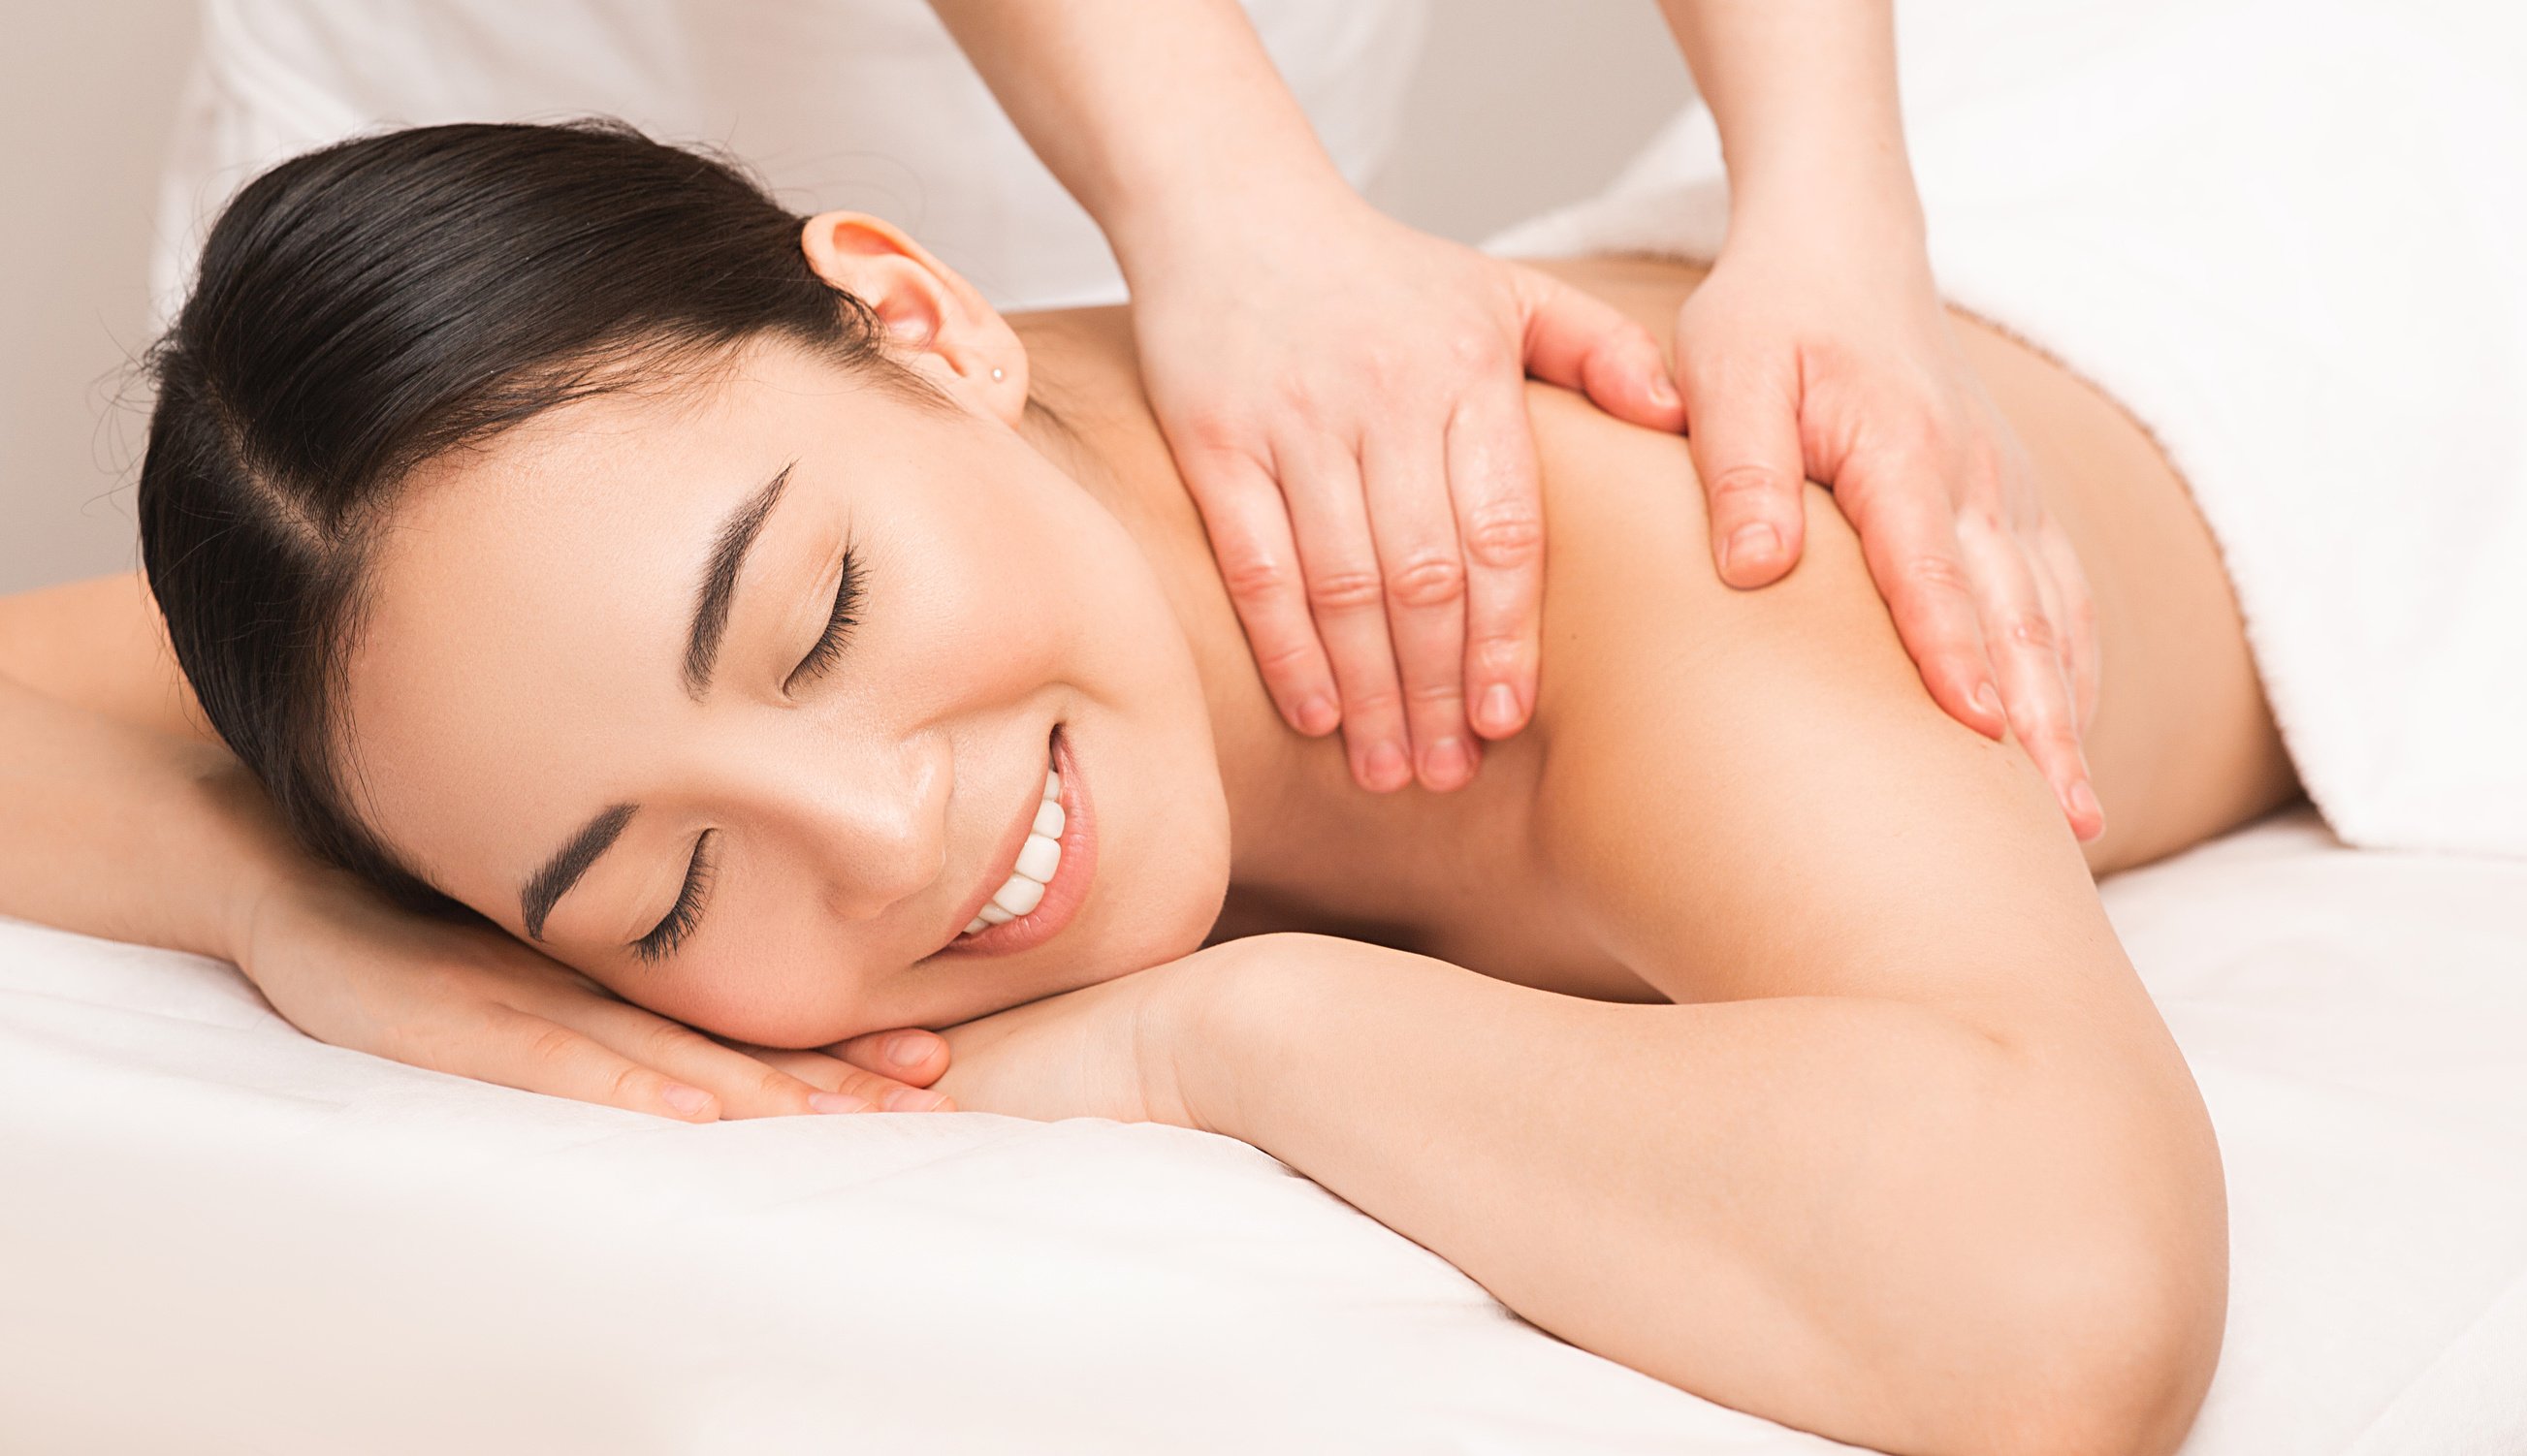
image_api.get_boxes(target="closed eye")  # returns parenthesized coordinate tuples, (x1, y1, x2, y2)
(784, 543, 863, 694)
(633, 830, 716, 964)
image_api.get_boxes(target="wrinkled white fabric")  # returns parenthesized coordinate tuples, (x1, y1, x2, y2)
(5, 811, 2524, 1453)
(1489, 0, 2527, 859)
(154, 0, 1429, 319)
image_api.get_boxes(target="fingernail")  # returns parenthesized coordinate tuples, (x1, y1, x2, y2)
(661, 1083, 713, 1118)
(809, 1091, 873, 1115)
(1295, 695, 1339, 736)
(883, 1087, 950, 1113)
(1647, 373, 1680, 409)
(1363, 741, 1410, 791)
(1477, 682, 1519, 736)
(1972, 682, 2004, 722)
(883, 1032, 933, 1068)
(2068, 779, 2104, 833)
(1424, 736, 1470, 786)
(1722, 522, 1779, 576)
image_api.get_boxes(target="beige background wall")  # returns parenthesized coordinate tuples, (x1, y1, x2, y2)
(0, 2, 1686, 597)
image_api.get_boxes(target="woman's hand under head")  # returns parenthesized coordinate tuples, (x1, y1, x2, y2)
(238, 860, 958, 1120)
(333, 214, 1233, 1052)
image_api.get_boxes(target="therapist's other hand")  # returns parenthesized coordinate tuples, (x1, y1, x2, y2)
(1128, 194, 1681, 794)
(237, 867, 954, 1121)
(1672, 237, 2104, 840)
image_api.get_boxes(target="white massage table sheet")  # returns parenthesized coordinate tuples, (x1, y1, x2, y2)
(2, 811, 2523, 1454)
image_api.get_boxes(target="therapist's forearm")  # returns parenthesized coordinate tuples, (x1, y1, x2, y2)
(1659, 0, 1924, 244)
(925, 0, 1354, 267)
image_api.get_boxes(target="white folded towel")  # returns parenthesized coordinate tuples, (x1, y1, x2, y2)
(1490, 0, 2527, 858)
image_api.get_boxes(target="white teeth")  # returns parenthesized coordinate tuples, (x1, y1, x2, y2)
(1013, 832, 1060, 882)
(990, 871, 1045, 917)
(961, 755, 1068, 936)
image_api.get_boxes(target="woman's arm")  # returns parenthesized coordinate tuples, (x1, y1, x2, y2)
(1167, 938, 2217, 1456)
(0, 571, 208, 740)
(0, 578, 954, 1119)
(941, 397, 2225, 1455)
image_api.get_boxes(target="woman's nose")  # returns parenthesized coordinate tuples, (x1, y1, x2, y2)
(778, 728, 953, 922)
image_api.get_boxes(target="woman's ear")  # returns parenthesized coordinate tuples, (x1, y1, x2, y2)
(799, 211, 1028, 424)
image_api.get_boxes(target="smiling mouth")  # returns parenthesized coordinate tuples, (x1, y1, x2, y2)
(936, 725, 1095, 958)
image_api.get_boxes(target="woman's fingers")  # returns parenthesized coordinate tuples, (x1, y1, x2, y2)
(743, 1045, 957, 1114)
(465, 1001, 722, 1122)
(1446, 387, 1546, 743)
(827, 1027, 951, 1088)
(1678, 345, 1809, 589)
(544, 991, 951, 1118)
(1955, 516, 2104, 840)
(1173, 443, 1342, 738)
(1277, 443, 1415, 792)
(1362, 419, 1480, 790)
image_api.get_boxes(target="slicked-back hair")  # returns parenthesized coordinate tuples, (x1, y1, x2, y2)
(139, 119, 898, 910)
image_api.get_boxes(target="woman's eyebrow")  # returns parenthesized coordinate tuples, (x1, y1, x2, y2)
(682, 460, 797, 698)
(521, 801, 638, 942)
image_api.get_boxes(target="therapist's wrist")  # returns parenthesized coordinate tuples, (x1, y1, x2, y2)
(1104, 160, 1366, 291)
(1723, 142, 1928, 262)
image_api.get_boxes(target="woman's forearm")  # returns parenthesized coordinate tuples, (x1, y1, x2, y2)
(1175, 935, 2220, 1456)
(0, 572, 209, 740)
(0, 670, 295, 962)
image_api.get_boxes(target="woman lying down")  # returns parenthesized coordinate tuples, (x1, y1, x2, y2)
(0, 122, 2303, 1456)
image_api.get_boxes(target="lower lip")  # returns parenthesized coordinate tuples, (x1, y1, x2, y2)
(935, 726, 1097, 959)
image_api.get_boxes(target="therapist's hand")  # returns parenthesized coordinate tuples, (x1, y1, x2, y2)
(236, 866, 955, 1121)
(1127, 193, 1682, 794)
(1671, 233, 2104, 839)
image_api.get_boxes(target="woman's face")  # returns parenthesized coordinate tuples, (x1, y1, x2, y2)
(339, 334, 1232, 1047)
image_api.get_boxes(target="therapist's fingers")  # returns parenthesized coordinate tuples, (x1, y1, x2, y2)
(1175, 442, 1343, 738)
(1363, 421, 1479, 791)
(1446, 383, 1545, 743)
(1837, 453, 2010, 743)
(1514, 265, 1687, 432)
(1677, 346, 1809, 589)
(1279, 443, 1415, 792)
(2033, 516, 2103, 733)
(1956, 514, 2103, 841)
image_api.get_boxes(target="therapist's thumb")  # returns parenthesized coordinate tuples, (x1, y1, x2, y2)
(1680, 360, 1808, 589)
(1513, 266, 1687, 432)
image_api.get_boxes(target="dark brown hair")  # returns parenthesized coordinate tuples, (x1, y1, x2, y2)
(139, 119, 893, 908)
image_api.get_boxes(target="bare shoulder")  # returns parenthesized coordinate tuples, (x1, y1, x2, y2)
(1519, 253, 2293, 872)
(1521, 385, 2140, 1032)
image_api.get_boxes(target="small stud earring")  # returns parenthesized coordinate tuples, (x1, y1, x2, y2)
(990, 366, 1006, 382)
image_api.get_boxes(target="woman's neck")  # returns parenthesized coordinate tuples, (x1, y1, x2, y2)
(1007, 308, 1557, 951)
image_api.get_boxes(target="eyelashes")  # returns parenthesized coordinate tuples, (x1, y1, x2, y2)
(635, 544, 858, 964)
(785, 545, 863, 693)
(633, 830, 717, 964)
